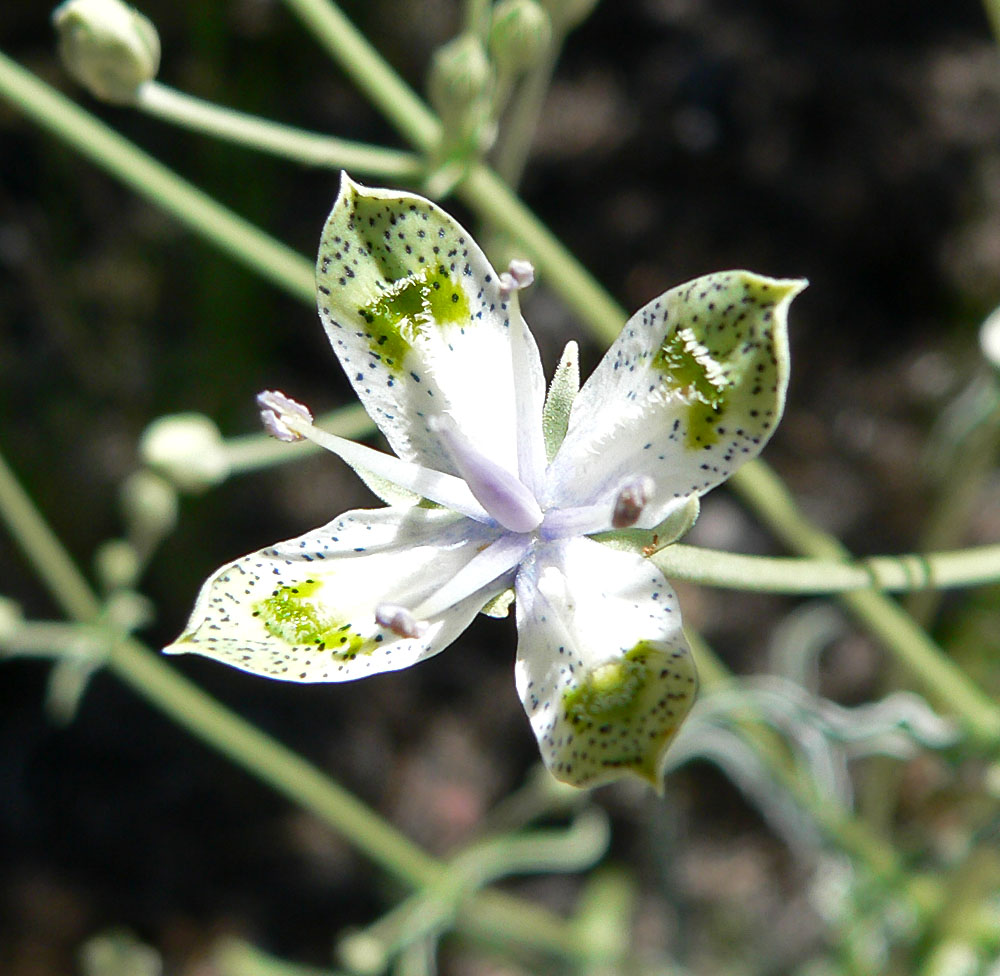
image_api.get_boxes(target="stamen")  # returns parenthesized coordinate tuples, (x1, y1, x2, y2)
(499, 258, 535, 298)
(375, 604, 428, 639)
(255, 391, 489, 521)
(612, 476, 655, 528)
(430, 416, 543, 533)
(412, 532, 531, 621)
(258, 390, 313, 442)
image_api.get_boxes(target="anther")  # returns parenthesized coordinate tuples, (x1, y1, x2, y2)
(257, 390, 314, 442)
(612, 476, 655, 529)
(498, 258, 535, 298)
(376, 603, 428, 639)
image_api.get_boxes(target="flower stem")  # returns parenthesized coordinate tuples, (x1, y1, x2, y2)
(0, 440, 583, 963)
(729, 461, 1000, 747)
(689, 635, 922, 897)
(277, 0, 442, 152)
(135, 82, 424, 178)
(276, 0, 628, 341)
(0, 51, 314, 304)
(653, 541, 1000, 594)
(0, 450, 100, 623)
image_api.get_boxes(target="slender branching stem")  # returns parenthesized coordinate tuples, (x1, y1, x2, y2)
(0, 51, 315, 303)
(730, 462, 1000, 746)
(136, 81, 424, 178)
(655, 541, 1000, 594)
(0, 442, 585, 963)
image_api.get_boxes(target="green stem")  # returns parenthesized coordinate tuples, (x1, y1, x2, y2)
(278, 0, 442, 152)
(135, 82, 424, 178)
(112, 636, 442, 888)
(457, 165, 625, 343)
(730, 461, 1000, 747)
(0, 51, 315, 304)
(279, 1, 627, 342)
(685, 631, 907, 889)
(464, 0, 493, 40)
(0, 440, 581, 961)
(491, 37, 562, 188)
(984, 0, 1000, 44)
(653, 542, 1000, 594)
(0, 450, 101, 623)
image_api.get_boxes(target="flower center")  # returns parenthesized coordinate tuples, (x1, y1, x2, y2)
(429, 415, 543, 533)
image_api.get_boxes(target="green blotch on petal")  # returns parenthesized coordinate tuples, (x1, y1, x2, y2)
(654, 272, 804, 450)
(560, 640, 696, 786)
(653, 327, 728, 448)
(252, 580, 374, 661)
(358, 265, 471, 371)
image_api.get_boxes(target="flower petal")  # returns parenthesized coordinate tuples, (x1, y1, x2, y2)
(166, 507, 508, 682)
(316, 176, 546, 479)
(514, 537, 697, 789)
(546, 271, 805, 527)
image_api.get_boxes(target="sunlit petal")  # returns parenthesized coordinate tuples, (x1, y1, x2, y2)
(167, 507, 508, 682)
(546, 271, 805, 526)
(514, 537, 698, 789)
(316, 176, 545, 479)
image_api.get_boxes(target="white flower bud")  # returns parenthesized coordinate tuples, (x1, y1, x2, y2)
(53, 0, 160, 105)
(428, 35, 493, 129)
(139, 413, 229, 493)
(94, 538, 141, 591)
(120, 470, 178, 542)
(489, 0, 552, 76)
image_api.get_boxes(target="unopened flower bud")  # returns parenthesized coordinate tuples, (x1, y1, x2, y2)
(53, 0, 160, 104)
(489, 0, 551, 76)
(94, 538, 141, 591)
(428, 34, 493, 129)
(120, 469, 178, 542)
(139, 413, 229, 493)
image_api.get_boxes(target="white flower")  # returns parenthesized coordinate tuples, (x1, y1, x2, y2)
(166, 177, 805, 789)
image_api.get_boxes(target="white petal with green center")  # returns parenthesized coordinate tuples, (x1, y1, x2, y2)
(316, 176, 545, 480)
(166, 507, 508, 682)
(545, 271, 805, 526)
(514, 537, 697, 789)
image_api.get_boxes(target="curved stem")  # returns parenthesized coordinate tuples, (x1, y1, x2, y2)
(653, 541, 1000, 594)
(730, 461, 1000, 747)
(0, 450, 100, 623)
(136, 82, 424, 179)
(689, 636, 919, 897)
(277, 0, 442, 152)
(0, 51, 315, 304)
(277, 1, 628, 341)
(457, 165, 626, 343)
(491, 37, 563, 188)
(0, 440, 584, 961)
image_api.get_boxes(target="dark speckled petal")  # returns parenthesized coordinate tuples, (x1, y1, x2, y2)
(514, 537, 697, 790)
(546, 271, 805, 526)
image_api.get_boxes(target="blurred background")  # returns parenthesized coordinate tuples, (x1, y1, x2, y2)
(3, 0, 1000, 973)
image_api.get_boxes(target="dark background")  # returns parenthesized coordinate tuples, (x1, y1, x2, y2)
(3, 0, 1000, 972)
